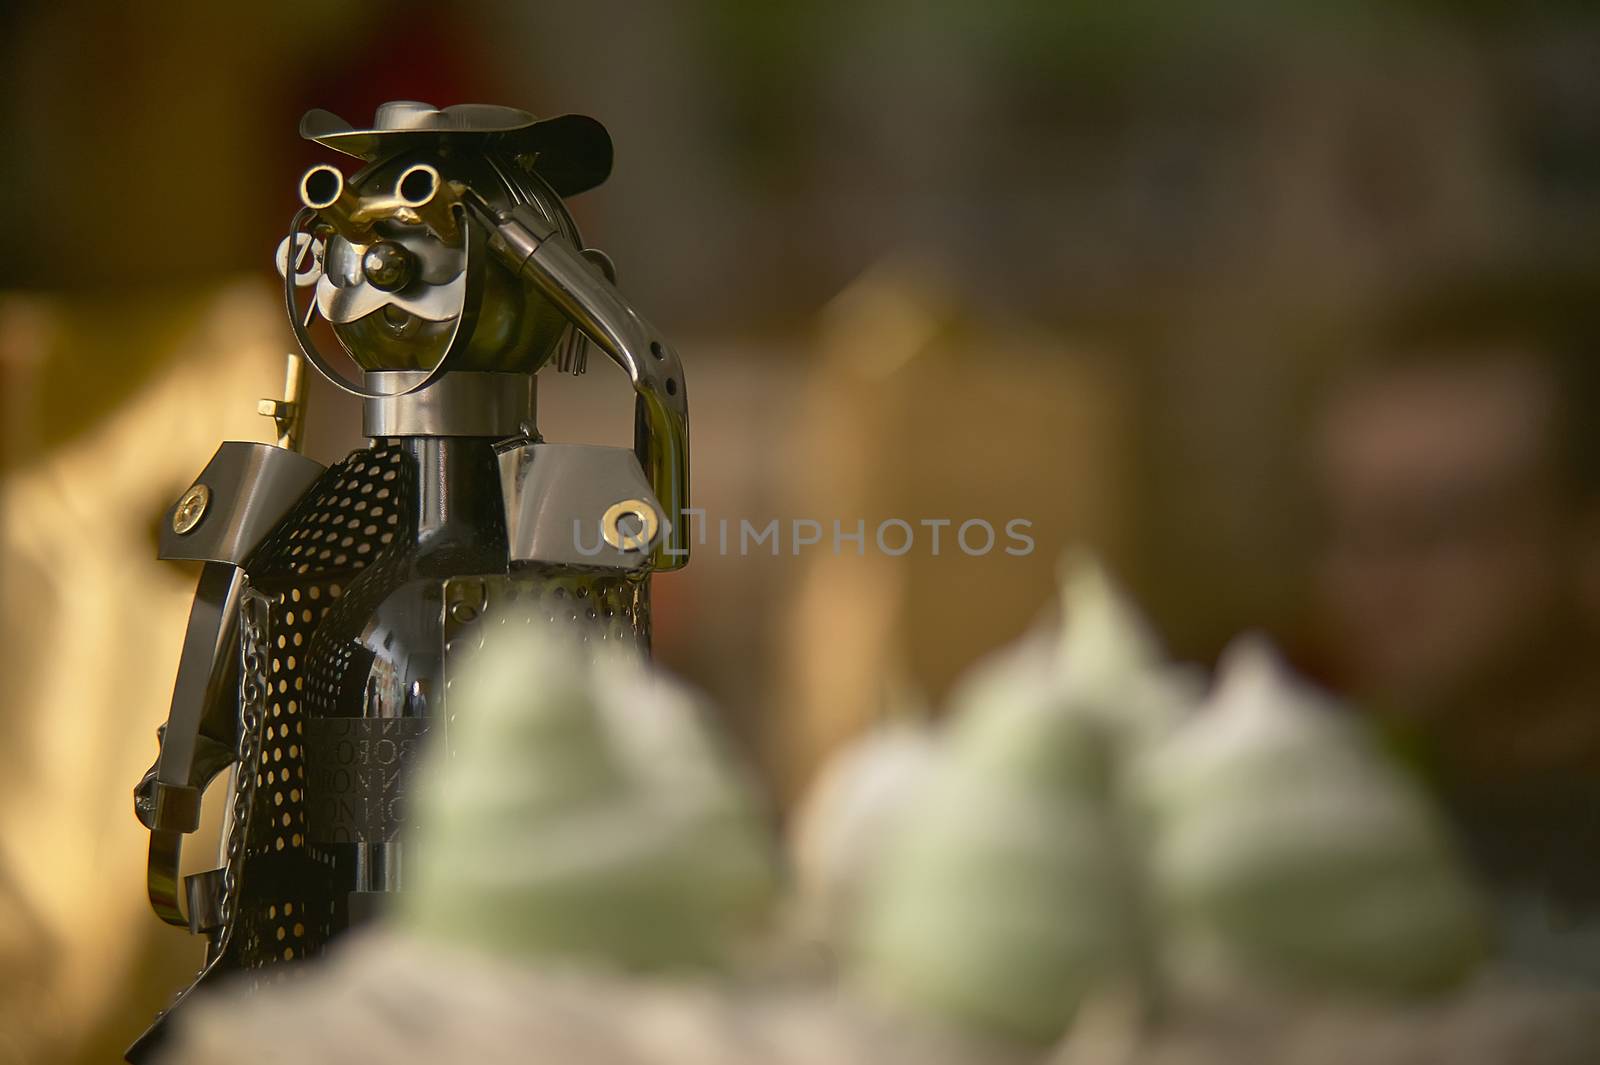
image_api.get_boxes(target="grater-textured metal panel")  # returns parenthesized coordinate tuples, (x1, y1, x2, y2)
(220, 444, 413, 971)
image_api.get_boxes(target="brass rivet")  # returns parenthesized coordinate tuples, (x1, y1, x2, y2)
(172, 484, 211, 535)
(602, 499, 659, 553)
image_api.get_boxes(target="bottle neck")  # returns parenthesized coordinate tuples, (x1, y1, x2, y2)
(389, 436, 509, 577)
(362, 371, 536, 438)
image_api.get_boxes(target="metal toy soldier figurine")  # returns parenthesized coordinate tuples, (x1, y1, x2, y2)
(128, 101, 690, 1060)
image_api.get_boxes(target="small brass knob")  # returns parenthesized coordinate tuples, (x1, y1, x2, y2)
(362, 241, 416, 291)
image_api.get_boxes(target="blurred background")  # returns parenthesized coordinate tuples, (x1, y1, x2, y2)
(4, 1, 1600, 1061)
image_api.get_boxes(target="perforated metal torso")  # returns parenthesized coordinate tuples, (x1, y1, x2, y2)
(218, 444, 413, 970)
(439, 572, 651, 739)
(220, 440, 651, 972)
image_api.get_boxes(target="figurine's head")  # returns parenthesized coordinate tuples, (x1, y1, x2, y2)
(290, 102, 612, 376)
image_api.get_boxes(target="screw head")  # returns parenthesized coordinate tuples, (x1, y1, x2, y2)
(172, 483, 211, 535)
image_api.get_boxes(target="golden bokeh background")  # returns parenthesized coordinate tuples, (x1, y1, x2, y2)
(4, 2, 1599, 1061)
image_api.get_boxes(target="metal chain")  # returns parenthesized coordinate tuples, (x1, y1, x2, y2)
(213, 583, 271, 963)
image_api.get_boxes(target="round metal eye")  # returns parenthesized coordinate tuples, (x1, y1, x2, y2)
(396, 164, 440, 207)
(361, 241, 416, 291)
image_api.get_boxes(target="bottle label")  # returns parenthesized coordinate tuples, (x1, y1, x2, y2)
(303, 717, 431, 843)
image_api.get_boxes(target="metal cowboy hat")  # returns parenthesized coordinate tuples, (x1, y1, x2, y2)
(300, 101, 613, 198)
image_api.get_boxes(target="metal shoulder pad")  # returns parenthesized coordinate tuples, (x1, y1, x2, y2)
(498, 441, 667, 571)
(139, 441, 324, 935)
(159, 441, 326, 565)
